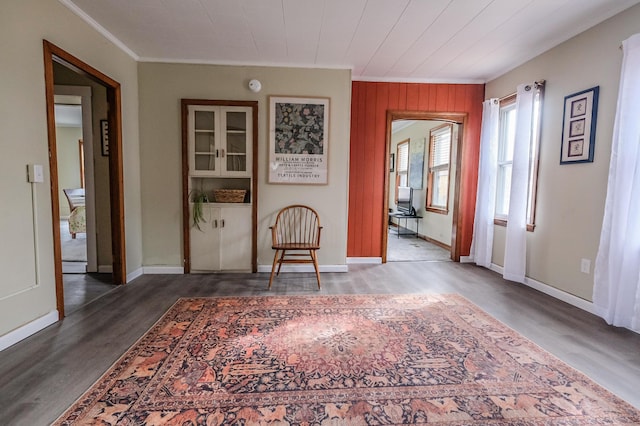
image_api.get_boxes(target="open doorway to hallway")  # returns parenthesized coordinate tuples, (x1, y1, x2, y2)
(383, 111, 467, 263)
(43, 40, 127, 318)
(54, 91, 91, 275)
(53, 72, 116, 315)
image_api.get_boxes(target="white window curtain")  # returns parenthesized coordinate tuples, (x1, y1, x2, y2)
(593, 33, 640, 332)
(503, 83, 536, 283)
(470, 99, 499, 267)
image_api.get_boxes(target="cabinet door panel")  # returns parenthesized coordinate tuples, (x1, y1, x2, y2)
(220, 207, 251, 270)
(221, 108, 251, 176)
(226, 155, 246, 173)
(190, 205, 220, 271)
(195, 110, 215, 130)
(189, 107, 221, 176)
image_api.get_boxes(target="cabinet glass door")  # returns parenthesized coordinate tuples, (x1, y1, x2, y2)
(194, 110, 218, 173)
(224, 111, 248, 173)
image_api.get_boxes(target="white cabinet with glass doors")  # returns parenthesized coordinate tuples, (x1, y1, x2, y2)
(183, 100, 257, 273)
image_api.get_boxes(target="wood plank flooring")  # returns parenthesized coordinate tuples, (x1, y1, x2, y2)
(63, 273, 116, 314)
(1, 261, 639, 425)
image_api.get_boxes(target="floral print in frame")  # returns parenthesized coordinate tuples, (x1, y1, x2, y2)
(269, 96, 329, 184)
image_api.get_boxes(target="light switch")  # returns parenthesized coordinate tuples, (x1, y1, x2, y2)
(27, 164, 44, 183)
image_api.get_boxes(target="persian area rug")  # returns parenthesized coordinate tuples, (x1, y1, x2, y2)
(54, 294, 640, 425)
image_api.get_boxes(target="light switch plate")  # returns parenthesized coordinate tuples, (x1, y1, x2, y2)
(27, 164, 44, 183)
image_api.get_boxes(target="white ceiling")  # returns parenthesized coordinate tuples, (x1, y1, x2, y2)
(62, 0, 639, 83)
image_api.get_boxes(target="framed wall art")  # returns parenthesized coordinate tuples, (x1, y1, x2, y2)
(100, 119, 110, 156)
(560, 86, 599, 164)
(268, 96, 329, 184)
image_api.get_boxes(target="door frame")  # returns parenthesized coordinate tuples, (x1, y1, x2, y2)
(43, 40, 127, 319)
(382, 110, 467, 263)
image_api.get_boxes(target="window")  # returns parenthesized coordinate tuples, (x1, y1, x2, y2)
(496, 98, 516, 219)
(395, 139, 409, 202)
(495, 87, 543, 230)
(427, 124, 452, 212)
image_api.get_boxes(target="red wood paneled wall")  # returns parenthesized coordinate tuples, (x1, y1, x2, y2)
(348, 81, 485, 258)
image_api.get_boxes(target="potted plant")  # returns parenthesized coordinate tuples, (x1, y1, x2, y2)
(191, 190, 209, 230)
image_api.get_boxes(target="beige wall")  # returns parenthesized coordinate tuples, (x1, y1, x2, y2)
(486, 3, 640, 301)
(0, 0, 141, 338)
(138, 63, 351, 268)
(389, 121, 455, 246)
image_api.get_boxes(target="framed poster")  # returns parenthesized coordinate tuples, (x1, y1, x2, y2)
(269, 96, 329, 184)
(560, 86, 599, 164)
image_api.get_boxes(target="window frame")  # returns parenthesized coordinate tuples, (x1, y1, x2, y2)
(493, 87, 543, 232)
(426, 123, 452, 214)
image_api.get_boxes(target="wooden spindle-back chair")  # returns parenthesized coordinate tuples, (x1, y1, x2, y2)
(269, 205, 322, 289)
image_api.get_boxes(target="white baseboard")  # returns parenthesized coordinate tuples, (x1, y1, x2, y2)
(126, 267, 144, 283)
(346, 257, 382, 264)
(142, 266, 184, 275)
(459, 256, 473, 263)
(257, 264, 348, 273)
(0, 310, 58, 352)
(488, 263, 596, 315)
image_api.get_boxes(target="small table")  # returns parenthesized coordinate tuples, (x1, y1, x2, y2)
(388, 212, 422, 238)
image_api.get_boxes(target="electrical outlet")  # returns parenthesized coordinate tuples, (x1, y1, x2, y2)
(580, 258, 591, 274)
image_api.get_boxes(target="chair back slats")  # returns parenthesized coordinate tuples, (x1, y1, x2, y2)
(272, 205, 321, 246)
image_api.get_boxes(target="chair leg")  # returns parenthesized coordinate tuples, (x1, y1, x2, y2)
(276, 250, 286, 276)
(310, 250, 321, 290)
(71, 232, 76, 239)
(268, 250, 280, 290)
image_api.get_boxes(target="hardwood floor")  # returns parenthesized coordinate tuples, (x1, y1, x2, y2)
(386, 231, 451, 262)
(1, 261, 639, 425)
(63, 273, 116, 314)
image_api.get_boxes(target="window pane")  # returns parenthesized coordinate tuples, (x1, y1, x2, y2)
(496, 164, 512, 216)
(398, 142, 409, 172)
(500, 107, 516, 162)
(431, 128, 451, 167)
(432, 169, 449, 207)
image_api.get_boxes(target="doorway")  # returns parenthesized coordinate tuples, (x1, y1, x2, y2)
(43, 40, 127, 319)
(387, 119, 457, 262)
(382, 111, 467, 263)
(54, 86, 96, 274)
